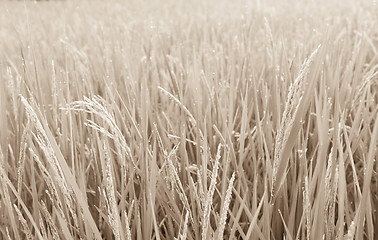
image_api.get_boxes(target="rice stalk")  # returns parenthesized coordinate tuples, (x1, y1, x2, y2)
(13, 204, 33, 240)
(303, 176, 311, 240)
(324, 147, 338, 240)
(179, 211, 189, 240)
(21, 96, 72, 206)
(158, 86, 198, 128)
(124, 210, 132, 240)
(5, 227, 12, 240)
(29, 147, 67, 228)
(217, 172, 235, 240)
(165, 144, 193, 223)
(272, 45, 321, 199)
(21, 96, 101, 239)
(38, 213, 47, 239)
(17, 116, 31, 195)
(102, 141, 122, 240)
(202, 144, 221, 240)
(0, 147, 20, 240)
(40, 200, 60, 240)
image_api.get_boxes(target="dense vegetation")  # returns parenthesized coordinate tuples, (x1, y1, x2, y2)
(0, 0, 377, 239)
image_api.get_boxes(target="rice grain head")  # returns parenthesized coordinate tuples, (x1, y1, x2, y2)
(217, 172, 235, 240)
(272, 45, 321, 199)
(14, 204, 33, 240)
(202, 144, 222, 240)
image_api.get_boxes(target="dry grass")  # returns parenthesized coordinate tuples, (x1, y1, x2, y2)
(0, 0, 377, 239)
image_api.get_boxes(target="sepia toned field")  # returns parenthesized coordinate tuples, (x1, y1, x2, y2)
(0, 0, 377, 239)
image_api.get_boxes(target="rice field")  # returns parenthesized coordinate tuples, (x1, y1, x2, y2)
(0, 0, 377, 239)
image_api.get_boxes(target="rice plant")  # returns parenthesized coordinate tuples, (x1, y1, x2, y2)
(0, 0, 377, 239)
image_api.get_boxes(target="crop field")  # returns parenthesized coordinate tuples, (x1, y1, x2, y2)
(0, 0, 377, 239)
